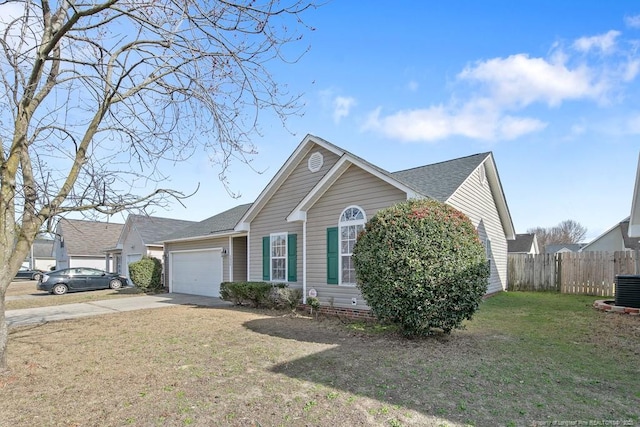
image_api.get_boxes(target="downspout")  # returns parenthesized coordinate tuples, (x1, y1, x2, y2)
(246, 229, 250, 281)
(303, 219, 307, 304)
(228, 236, 234, 282)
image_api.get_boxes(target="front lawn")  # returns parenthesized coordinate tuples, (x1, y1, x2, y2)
(1, 292, 638, 426)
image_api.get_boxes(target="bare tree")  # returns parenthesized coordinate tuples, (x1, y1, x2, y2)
(0, 0, 315, 371)
(527, 219, 587, 252)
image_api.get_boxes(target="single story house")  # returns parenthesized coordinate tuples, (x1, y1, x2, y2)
(162, 134, 515, 312)
(104, 214, 196, 280)
(507, 233, 539, 254)
(53, 218, 124, 271)
(580, 217, 640, 252)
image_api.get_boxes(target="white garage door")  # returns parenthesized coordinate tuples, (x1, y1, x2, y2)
(170, 249, 222, 297)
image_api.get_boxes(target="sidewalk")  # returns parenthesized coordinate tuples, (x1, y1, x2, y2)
(6, 293, 232, 328)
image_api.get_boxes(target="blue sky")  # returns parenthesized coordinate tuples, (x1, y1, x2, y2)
(127, 1, 640, 242)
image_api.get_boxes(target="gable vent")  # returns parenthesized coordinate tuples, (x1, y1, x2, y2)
(308, 152, 324, 172)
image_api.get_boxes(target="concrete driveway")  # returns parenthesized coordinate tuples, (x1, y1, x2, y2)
(6, 293, 232, 328)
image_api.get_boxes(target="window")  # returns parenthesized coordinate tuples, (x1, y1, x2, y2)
(270, 233, 287, 281)
(262, 233, 297, 282)
(339, 206, 366, 285)
(483, 237, 492, 269)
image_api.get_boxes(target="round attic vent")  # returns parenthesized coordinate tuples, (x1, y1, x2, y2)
(308, 152, 323, 172)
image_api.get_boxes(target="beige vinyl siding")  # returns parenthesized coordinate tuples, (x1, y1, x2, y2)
(249, 144, 340, 283)
(232, 236, 248, 281)
(165, 237, 232, 283)
(120, 227, 146, 274)
(148, 247, 163, 260)
(446, 163, 508, 294)
(306, 164, 407, 309)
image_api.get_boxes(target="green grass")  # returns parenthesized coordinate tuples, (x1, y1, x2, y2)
(3, 291, 639, 426)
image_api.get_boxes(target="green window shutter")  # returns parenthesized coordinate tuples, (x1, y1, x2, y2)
(287, 234, 297, 282)
(326, 227, 338, 284)
(262, 236, 270, 281)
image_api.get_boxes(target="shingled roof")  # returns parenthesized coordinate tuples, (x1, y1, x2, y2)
(508, 233, 536, 253)
(391, 152, 491, 201)
(162, 203, 253, 241)
(57, 219, 124, 256)
(32, 239, 54, 258)
(125, 215, 197, 245)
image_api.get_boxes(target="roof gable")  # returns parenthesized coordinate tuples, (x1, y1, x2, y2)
(163, 203, 252, 242)
(57, 219, 124, 256)
(508, 233, 536, 253)
(236, 135, 344, 230)
(582, 217, 640, 251)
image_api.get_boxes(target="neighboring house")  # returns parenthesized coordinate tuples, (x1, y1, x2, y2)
(25, 239, 56, 271)
(507, 233, 539, 254)
(105, 215, 197, 279)
(580, 217, 640, 252)
(545, 243, 586, 254)
(162, 134, 515, 311)
(53, 219, 124, 270)
(630, 152, 640, 239)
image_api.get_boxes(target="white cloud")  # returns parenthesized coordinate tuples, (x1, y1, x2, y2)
(623, 59, 640, 82)
(363, 29, 639, 143)
(458, 54, 603, 108)
(362, 105, 546, 142)
(573, 30, 621, 54)
(332, 96, 356, 123)
(625, 14, 640, 28)
(407, 80, 419, 92)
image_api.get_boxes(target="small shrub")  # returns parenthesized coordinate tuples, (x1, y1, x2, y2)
(220, 281, 291, 308)
(270, 286, 303, 310)
(352, 199, 490, 336)
(128, 256, 163, 290)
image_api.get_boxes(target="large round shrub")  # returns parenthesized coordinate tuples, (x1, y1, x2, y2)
(128, 256, 163, 291)
(352, 199, 489, 336)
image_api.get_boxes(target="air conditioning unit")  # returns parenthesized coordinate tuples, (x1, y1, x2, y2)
(614, 275, 640, 309)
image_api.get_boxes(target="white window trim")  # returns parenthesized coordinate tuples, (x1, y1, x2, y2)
(484, 237, 492, 269)
(338, 206, 366, 286)
(270, 232, 288, 282)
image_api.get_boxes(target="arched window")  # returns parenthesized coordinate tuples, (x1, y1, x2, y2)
(339, 206, 366, 285)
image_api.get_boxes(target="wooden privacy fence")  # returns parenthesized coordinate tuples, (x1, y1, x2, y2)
(507, 251, 638, 296)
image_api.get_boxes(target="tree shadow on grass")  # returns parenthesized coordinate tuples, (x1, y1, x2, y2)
(242, 314, 515, 426)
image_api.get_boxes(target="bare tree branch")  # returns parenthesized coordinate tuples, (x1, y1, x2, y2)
(0, 0, 316, 371)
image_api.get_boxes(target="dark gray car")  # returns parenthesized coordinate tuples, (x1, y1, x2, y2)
(15, 267, 45, 281)
(38, 268, 127, 295)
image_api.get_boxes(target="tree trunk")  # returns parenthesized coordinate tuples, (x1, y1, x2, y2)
(0, 284, 8, 372)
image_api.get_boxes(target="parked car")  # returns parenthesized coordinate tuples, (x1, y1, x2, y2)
(38, 267, 127, 295)
(14, 267, 44, 281)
